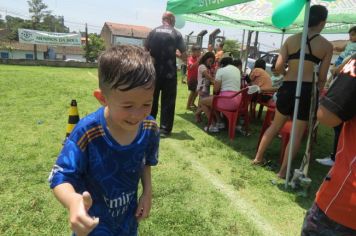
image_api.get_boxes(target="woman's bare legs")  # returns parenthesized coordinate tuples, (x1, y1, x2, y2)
(187, 91, 198, 109)
(253, 110, 289, 164)
(278, 120, 308, 178)
(200, 96, 213, 123)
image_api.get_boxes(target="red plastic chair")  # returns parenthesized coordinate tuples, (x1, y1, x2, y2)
(249, 93, 273, 120)
(208, 87, 249, 140)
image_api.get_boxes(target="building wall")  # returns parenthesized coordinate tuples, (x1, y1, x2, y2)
(0, 50, 44, 60)
(55, 53, 85, 62)
(101, 25, 112, 49)
(112, 35, 145, 47)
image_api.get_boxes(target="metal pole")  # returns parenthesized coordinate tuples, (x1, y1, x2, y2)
(285, 0, 311, 188)
(243, 30, 253, 74)
(241, 29, 245, 59)
(85, 23, 89, 63)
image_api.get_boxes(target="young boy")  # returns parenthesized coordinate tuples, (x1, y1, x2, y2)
(48, 45, 159, 236)
(333, 26, 356, 68)
(186, 45, 201, 110)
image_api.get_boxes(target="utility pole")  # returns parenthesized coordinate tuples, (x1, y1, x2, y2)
(85, 23, 88, 63)
(32, 16, 37, 60)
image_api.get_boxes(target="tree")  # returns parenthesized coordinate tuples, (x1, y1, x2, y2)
(83, 34, 105, 63)
(0, 14, 6, 28)
(223, 39, 241, 59)
(4, 15, 31, 41)
(40, 15, 69, 33)
(28, 0, 51, 26)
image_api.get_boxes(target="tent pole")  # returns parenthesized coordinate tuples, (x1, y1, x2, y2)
(243, 30, 253, 74)
(285, 0, 311, 188)
(241, 29, 245, 59)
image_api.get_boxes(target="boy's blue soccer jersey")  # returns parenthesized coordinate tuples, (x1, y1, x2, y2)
(49, 107, 159, 235)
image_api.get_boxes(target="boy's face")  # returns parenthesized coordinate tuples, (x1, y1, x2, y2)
(350, 31, 356, 42)
(97, 86, 154, 133)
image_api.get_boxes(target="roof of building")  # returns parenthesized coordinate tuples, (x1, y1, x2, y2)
(103, 22, 151, 38)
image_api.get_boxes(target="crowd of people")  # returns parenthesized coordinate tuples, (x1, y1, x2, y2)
(47, 7, 355, 236)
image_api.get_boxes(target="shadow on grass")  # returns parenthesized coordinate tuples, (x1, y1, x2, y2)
(169, 130, 195, 141)
(177, 110, 333, 210)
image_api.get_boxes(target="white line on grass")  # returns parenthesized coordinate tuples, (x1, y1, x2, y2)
(87, 71, 97, 80)
(167, 141, 281, 236)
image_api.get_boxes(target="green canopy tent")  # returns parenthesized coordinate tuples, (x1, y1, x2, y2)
(167, 0, 356, 188)
(167, 0, 355, 34)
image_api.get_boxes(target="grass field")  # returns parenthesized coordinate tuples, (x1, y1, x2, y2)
(0, 64, 334, 235)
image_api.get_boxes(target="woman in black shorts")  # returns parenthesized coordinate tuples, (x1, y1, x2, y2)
(252, 5, 333, 178)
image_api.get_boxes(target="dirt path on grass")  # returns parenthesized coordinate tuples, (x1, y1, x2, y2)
(166, 140, 281, 236)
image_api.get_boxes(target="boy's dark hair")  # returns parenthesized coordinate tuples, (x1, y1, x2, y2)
(309, 5, 328, 27)
(349, 26, 356, 34)
(98, 45, 155, 92)
(199, 52, 215, 65)
(254, 58, 266, 70)
(232, 59, 242, 68)
(191, 44, 201, 52)
(219, 57, 233, 67)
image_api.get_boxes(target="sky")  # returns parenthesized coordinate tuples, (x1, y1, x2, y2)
(0, 0, 349, 52)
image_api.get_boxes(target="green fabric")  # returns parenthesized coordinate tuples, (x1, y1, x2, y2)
(166, 0, 253, 15)
(166, 0, 355, 34)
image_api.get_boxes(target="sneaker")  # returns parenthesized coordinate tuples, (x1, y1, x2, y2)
(216, 122, 225, 129)
(316, 156, 334, 166)
(159, 129, 171, 138)
(236, 125, 250, 136)
(204, 125, 219, 133)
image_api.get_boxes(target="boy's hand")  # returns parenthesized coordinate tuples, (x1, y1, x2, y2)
(135, 193, 152, 221)
(69, 191, 99, 236)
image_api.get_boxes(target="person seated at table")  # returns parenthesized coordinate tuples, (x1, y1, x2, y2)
(199, 57, 241, 132)
(195, 52, 215, 123)
(249, 58, 274, 102)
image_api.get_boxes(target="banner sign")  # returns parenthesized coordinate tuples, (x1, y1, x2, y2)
(18, 28, 81, 46)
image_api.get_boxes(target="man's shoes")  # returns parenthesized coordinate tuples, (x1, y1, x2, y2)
(159, 128, 171, 138)
(316, 156, 335, 166)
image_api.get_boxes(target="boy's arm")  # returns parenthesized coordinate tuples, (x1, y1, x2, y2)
(317, 55, 356, 127)
(50, 139, 98, 235)
(334, 43, 346, 52)
(53, 183, 99, 236)
(136, 166, 152, 221)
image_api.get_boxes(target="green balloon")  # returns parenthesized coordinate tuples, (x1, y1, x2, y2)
(175, 15, 186, 29)
(272, 0, 306, 29)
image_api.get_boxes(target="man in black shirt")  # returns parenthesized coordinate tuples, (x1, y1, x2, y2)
(145, 11, 187, 137)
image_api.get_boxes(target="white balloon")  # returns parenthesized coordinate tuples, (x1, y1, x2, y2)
(175, 15, 186, 29)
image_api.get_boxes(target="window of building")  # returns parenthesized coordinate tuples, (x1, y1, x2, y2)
(113, 36, 144, 46)
(1, 52, 9, 59)
(25, 54, 34, 59)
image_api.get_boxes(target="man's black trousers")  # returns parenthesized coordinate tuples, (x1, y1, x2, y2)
(151, 75, 177, 134)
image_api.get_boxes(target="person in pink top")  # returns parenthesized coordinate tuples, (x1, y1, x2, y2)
(186, 45, 201, 110)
